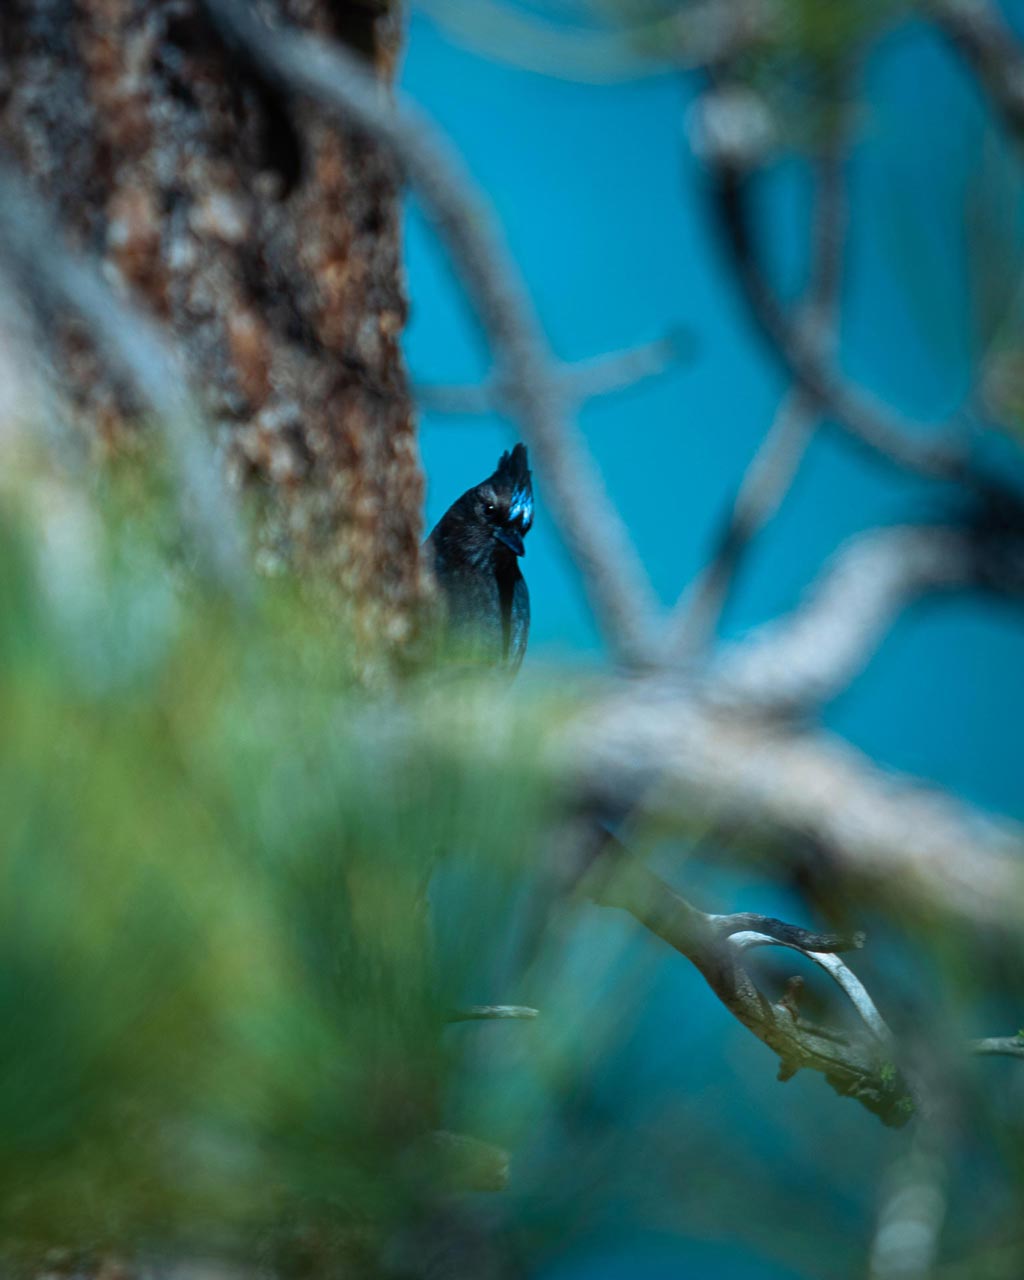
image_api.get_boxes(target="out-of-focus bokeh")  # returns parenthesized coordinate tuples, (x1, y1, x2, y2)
(2, 2, 1024, 1278)
(403, 5, 1024, 1274)
(408, 5, 1024, 821)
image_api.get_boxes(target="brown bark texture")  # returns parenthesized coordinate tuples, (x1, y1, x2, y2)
(0, 0, 426, 664)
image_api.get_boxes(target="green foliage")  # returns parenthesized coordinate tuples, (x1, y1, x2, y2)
(0, 461, 552, 1259)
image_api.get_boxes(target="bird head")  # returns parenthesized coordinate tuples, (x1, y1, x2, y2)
(434, 443, 533, 564)
(473, 443, 533, 558)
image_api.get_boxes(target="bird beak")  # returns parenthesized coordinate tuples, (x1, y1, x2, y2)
(495, 526, 525, 557)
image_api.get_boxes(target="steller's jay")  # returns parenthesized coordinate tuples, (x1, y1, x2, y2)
(426, 444, 533, 674)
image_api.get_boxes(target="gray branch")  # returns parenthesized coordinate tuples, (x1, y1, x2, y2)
(202, 0, 662, 667)
(671, 86, 849, 658)
(972, 1036, 1024, 1059)
(707, 524, 1024, 714)
(929, 0, 1024, 143)
(584, 847, 910, 1124)
(567, 681, 1024, 933)
(447, 1005, 539, 1022)
(692, 87, 973, 482)
(729, 929, 892, 1046)
(869, 1124, 951, 1279)
(415, 330, 689, 417)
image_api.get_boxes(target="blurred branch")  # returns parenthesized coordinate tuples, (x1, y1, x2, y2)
(670, 392, 817, 656)
(413, 0, 775, 84)
(447, 1005, 538, 1022)
(413, 0, 668, 83)
(202, 0, 662, 667)
(670, 111, 849, 657)
(708, 524, 1024, 714)
(972, 1036, 1024, 1058)
(691, 85, 976, 482)
(869, 1050, 957, 1280)
(870, 1124, 951, 1279)
(569, 681, 1024, 933)
(929, 0, 1024, 143)
(0, 163, 250, 597)
(585, 846, 909, 1124)
(415, 330, 690, 417)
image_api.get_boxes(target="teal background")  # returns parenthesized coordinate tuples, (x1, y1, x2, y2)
(401, 9, 1024, 1275)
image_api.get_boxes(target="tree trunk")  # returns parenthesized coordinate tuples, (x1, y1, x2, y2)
(0, 0, 426, 669)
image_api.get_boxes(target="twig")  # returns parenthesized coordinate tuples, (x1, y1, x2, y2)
(671, 88, 849, 657)
(869, 1048, 957, 1280)
(0, 163, 250, 598)
(707, 524, 1024, 714)
(728, 929, 892, 1045)
(201, 0, 662, 666)
(669, 389, 819, 658)
(415, 330, 689, 417)
(928, 0, 1024, 143)
(447, 1005, 538, 1022)
(413, 0, 669, 84)
(709, 912, 864, 953)
(692, 84, 973, 481)
(413, 0, 774, 84)
(585, 848, 909, 1124)
(972, 1036, 1024, 1059)
(870, 1125, 951, 1279)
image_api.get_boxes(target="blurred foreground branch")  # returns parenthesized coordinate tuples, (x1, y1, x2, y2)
(568, 680, 1024, 932)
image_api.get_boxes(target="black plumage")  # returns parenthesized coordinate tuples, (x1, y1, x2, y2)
(426, 444, 533, 674)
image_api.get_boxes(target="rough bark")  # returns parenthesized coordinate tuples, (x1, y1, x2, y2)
(0, 0, 426, 667)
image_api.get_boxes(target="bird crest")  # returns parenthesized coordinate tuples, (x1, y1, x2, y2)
(494, 443, 533, 531)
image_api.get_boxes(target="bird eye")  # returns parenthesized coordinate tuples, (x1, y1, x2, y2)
(484, 503, 496, 516)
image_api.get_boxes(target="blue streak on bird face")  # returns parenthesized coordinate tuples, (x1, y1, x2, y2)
(508, 484, 533, 533)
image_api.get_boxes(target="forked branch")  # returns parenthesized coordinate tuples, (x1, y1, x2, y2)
(583, 845, 910, 1124)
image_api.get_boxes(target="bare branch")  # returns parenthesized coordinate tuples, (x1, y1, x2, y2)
(0, 164, 250, 598)
(729, 930, 892, 1045)
(447, 1005, 539, 1022)
(972, 1036, 1024, 1058)
(709, 912, 864, 953)
(202, 0, 662, 666)
(415, 330, 689, 417)
(669, 389, 818, 658)
(707, 524, 1024, 714)
(692, 85, 974, 482)
(870, 1124, 951, 1280)
(670, 93, 849, 658)
(413, 0, 775, 84)
(567, 683, 1024, 933)
(928, 0, 1024, 143)
(585, 848, 909, 1124)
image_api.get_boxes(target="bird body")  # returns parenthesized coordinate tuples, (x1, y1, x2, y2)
(426, 444, 533, 674)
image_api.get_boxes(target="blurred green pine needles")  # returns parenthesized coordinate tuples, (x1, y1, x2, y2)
(0, 456, 552, 1263)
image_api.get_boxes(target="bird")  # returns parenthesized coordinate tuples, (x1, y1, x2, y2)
(425, 443, 533, 675)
